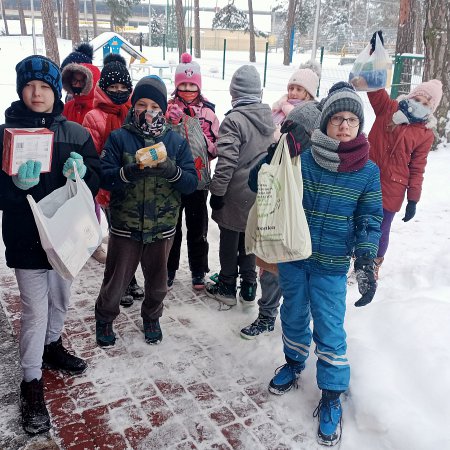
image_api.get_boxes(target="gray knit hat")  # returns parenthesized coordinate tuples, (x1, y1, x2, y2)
(286, 101, 321, 133)
(131, 75, 167, 113)
(319, 84, 364, 134)
(229, 65, 262, 100)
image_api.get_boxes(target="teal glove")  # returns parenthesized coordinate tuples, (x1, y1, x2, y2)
(12, 160, 42, 190)
(63, 152, 87, 180)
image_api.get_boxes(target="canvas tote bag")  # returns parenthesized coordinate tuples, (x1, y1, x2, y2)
(245, 134, 311, 264)
(27, 165, 102, 280)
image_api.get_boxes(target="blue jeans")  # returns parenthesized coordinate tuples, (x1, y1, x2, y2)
(278, 262, 350, 391)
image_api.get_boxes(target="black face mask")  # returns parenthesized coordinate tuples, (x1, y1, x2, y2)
(72, 86, 83, 96)
(106, 90, 130, 105)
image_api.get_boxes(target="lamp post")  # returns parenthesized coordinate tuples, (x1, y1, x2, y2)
(30, 0, 37, 54)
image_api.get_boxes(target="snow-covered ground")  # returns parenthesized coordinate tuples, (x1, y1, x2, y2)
(0, 34, 450, 450)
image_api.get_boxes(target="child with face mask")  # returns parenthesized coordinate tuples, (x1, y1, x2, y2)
(367, 78, 443, 278)
(95, 75, 198, 347)
(165, 53, 220, 290)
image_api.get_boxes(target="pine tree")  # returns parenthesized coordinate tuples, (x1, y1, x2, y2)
(105, 0, 140, 30)
(212, 2, 248, 31)
(41, 0, 60, 65)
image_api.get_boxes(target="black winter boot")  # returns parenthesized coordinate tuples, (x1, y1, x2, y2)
(42, 337, 87, 375)
(239, 280, 257, 306)
(20, 378, 51, 435)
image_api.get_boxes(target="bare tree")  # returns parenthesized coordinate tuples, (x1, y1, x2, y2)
(175, 0, 186, 57)
(41, 0, 60, 65)
(67, 0, 81, 45)
(194, 0, 201, 58)
(423, 0, 450, 144)
(0, 0, 9, 35)
(415, 0, 424, 54)
(248, 0, 256, 62)
(91, 0, 98, 37)
(283, 0, 298, 66)
(62, 0, 68, 39)
(18, 0, 27, 36)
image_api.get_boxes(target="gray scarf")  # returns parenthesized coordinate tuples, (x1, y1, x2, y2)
(231, 94, 262, 108)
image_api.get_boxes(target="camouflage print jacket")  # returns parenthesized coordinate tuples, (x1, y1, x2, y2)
(100, 125, 198, 244)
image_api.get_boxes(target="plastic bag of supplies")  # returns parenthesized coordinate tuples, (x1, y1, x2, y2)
(27, 164, 102, 280)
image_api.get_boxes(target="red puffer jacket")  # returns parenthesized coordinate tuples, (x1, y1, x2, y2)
(62, 63, 101, 124)
(367, 89, 435, 212)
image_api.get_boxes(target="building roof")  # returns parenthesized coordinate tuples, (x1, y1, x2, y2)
(89, 32, 147, 63)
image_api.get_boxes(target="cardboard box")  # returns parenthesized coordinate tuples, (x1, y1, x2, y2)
(2, 128, 54, 176)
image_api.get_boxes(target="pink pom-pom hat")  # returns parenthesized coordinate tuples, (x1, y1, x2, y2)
(174, 53, 202, 91)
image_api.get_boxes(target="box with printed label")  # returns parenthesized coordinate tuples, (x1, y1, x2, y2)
(2, 128, 54, 176)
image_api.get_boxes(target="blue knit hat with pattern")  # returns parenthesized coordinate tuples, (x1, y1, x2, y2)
(16, 55, 62, 100)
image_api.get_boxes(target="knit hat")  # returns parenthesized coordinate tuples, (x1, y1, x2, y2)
(175, 53, 202, 91)
(60, 43, 94, 70)
(103, 53, 127, 67)
(229, 65, 262, 101)
(98, 61, 133, 93)
(286, 101, 321, 133)
(407, 79, 443, 113)
(16, 55, 62, 100)
(288, 60, 321, 99)
(131, 75, 168, 113)
(319, 82, 364, 134)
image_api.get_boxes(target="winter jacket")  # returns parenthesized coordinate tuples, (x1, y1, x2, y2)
(82, 85, 131, 207)
(62, 63, 101, 125)
(0, 100, 101, 270)
(368, 89, 435, 212)
(101, 121, 198, 244)
(168, 96, 220, 158)
(210, 103, 275, 232)
(249, 147, 382, 275)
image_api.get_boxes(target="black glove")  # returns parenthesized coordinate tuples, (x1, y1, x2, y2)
(122, 163, 151, 182)
(354, 254, 377, 307)
(280, 120, 311, 157)
(146, 159, 179, 179)
(370, 30, 384, 53)
(402, 200, 416, 222)
(210, 194, 225, 210)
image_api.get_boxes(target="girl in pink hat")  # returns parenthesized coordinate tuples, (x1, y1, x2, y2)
(165, 53, 220, 290)
(367, 78, 443, 278)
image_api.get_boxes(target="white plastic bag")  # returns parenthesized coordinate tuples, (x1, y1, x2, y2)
(349, 34, 392, 91)
(27, 165, 102, 280)
(245, 134, 312, 264)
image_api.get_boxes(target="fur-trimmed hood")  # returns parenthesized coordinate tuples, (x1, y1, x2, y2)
(62, 63, 100, 97)
(397, 94, 437, 129)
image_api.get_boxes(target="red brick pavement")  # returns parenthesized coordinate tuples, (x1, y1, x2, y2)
(0, 257, 308, 450)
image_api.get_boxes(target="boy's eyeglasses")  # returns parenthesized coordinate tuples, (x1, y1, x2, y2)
(329, 116, 360, 127)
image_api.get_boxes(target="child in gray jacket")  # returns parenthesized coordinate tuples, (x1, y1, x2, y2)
(206, 65, 275, 307)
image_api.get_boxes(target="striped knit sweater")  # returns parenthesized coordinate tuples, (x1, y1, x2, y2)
(298, 148, 382, 275)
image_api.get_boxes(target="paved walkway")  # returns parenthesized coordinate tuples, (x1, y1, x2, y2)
(0, 254, 318, 450)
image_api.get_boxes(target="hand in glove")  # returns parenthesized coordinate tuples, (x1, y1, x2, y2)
(402, 200, 417, 222)
(12, 160, 42, 190)
(209, 194, 225, 210)
(280, 120, 311, 157)
(122, 163, 152, 182)
(145, 158, 179, 180)
(166, 104, 184, 125)
(370, 30, 384, 54)
(63, 152, 87, 179)
(354, 254, 377, 307)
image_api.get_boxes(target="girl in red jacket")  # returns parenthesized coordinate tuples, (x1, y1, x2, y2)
(62, 62, 101, 124)
(367, 79, 442, 276)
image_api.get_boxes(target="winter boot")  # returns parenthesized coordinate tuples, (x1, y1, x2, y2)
(268, 360, 303, 395)
(374, 256, 384, 281)
(143, 318, 163, 344)
(125, 276, 144, 300)
(167, 270, 176, 290)
(239, 280, 257, 307)
(42, 337, 87, 375)
(240, 313, 275, 340)
(96, 321, 116, 347)
(192, 272, 206, 290)
(205, 280, 237, 306)
(313, 390, 343, 446)
(20, 378, 51, 435)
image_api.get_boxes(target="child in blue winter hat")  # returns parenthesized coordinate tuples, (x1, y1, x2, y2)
(0, 54, 101, 435)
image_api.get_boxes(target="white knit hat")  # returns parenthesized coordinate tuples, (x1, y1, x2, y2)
(288, 60, 321, 99)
